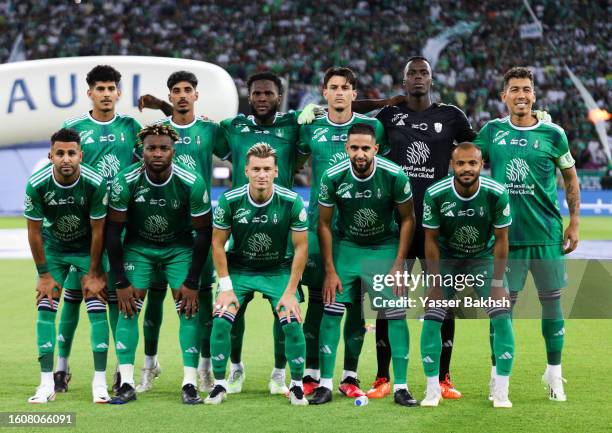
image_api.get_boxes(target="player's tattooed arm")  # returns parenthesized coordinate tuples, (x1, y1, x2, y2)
(277, 230, 308, 323)
(138, 94, 173, 116)
(318, 204, 342, 303)
(27, 219, 61, 304)
(82, 218, 107, 303)
(561, 166, 580, 254)
(352, 95, 406, 113)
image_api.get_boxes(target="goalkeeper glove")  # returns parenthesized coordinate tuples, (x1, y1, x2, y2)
(298, 103, 324, 125)
(534, 110, 552, 123)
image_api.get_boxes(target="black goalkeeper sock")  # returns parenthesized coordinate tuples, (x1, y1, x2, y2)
(439, 310, 455, 381)
(375, 318, 391, 380)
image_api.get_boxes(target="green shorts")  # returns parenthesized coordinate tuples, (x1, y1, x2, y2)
(63, 254, 111, 291)
(437, 259, 500, 299)
(334, 239, 398, 305)
(45, 250, 91, 287)
(124, 245, 191, 291)
(507, 245, 566, 292)
(225, 267, 298, 309)
(148, 251, 215, 292)
(302, 230, 324, 294)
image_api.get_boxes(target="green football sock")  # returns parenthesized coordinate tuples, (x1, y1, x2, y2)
(420, 319, 442, 378)
(319, 310, 343, 379)
(108, 301, 119, 342)
(489, 321, 496, 366)
(230, 302, 247, 363)
(303, 300, 324, 370)
(57, 292, 81, 358)
(491, 314, 515, 376)
(343, 301, 365, 372)
(179, 309, 200, 368)
(37, 305, 59, 373)
(280, 319, 306, 381)
(211, 313, 234, 380)
(272, 306, 287, 369)
(115, 311, 140, 365)
(540, 293, 564, 365)
(198, 289, 213, 358)
(143, 288, 166, 356)
(388, 318, 409, 385)
(87, 311, 109, 372)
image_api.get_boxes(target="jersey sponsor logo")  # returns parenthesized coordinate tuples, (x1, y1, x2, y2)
(440, 201, 456, 214)
(453, 225, 479, 244)
(434, 122, 442, 133)
(391, 113, 409, 125)
(423, 203, 432, 221)
(238, 217, 248, 224)
(24, 195, 33, 212)
(510, 138, 528, 147)
(411, 123, 428, 131)
(353, 208, 378, 228)
(213, 207, 225, 223)
(337, 183, 352, 196)
(149, 198, 166, 207)
(234, 208, 251, 219)
(299, 208, 307, 222)
(331, 133, 348, 142)
(135, 186, 149, 197)
(406, 140, 431, 165)
(503, 203, 510, 217)
(176, 136, 199, 145)
(97, 154, 121, 178)
(493, 130, 510, 144)
(144, 215, 169, 234)
(444, 210, 454, 217)
(505, 158, 530, 182)
(56, 215, 81, 233)
(97, 134, 123, 143)
(124, 263, 135, 271)
(177, 154, 197, 170)
(317, 135, 327, 142)
(313, 127, 329, 140)
(135, 195, 146, 203)
(240, 126, 250, 132)
(498, 139, 507, 145)
(456, 208, 484, 217)
(341, 190, 352, 198)
(79, 129, 95, 142)
(355, 190, 372, 198)
(247, 232, 273, 252)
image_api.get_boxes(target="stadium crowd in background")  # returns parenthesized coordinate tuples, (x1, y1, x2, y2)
(0, 0, 609, 168)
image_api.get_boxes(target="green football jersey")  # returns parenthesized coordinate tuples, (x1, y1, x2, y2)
(24, 163, 108, 254)
(62, 112, 142, 182)
(218, 112, 300, 188)
(109, 161, 210, 248)
(422, 175, 512, 258)
(318, 156, 412, 245)
(474, 117, 575, 246)
(297, 112, 389, 230)
(213, 184, 308, 271)
(137, 117, 225, 190)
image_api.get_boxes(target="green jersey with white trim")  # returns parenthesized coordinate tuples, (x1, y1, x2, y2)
(218, 112, 300, 188)
(297, 112, 389, 230)
(213, 184, 307, 271)
(422, 175, 512, 259)
(62, 112, 142, 182)
(318, 156, 412, 245)
(109, 161, 210, 248)
(474, 117, 574, 246)
(24, 163, 108, 254)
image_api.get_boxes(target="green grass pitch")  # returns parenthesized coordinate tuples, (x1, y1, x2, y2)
(0, 216, 610, 432)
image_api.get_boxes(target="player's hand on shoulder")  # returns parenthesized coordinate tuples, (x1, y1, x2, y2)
(138, 94, 164, 112)
(177, 285, 199, 319)
(276, 292, 302, 323)
(36, 273, 61, 304)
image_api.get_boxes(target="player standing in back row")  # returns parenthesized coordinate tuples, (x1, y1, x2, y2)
(474, 67, 580, 402)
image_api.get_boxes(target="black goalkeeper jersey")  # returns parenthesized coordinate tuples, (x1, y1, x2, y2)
(376, 102, 476, 256)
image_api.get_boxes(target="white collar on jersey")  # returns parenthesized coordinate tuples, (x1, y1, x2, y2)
(451, 177, 481, 201)
(248, 184, 275, 207)
(325, 111, 356, 127)
(169, 116, 197, 129)
(507, 117, 541, 131)
(350, 156, 377, 182)
(87, 111, 118, 125)
(145, 165, 174, 187)
(52, 166, 81, 189)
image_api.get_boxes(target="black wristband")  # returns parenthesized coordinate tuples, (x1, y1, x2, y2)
(114, 279, 130, 290)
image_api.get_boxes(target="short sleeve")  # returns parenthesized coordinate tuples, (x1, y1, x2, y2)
(374, 120, 390, 156)
(421, 190, 440, 229)
(393, 171, 413, 204)
(217, 119, 232, 161)
(290, 196, 308, 231)
(109, 175, 130, 211)
(493, 190, 512, 228)
(212, 193, 232, 229)
(552, 129, 575, 170)
(24, 182, 43, 220)
(473, 123, 491, 161)
(190, 175, 211, 217)
(90, 181, 108, 219)
(318, 172, 336, 207)
(296, 126, 312, 156)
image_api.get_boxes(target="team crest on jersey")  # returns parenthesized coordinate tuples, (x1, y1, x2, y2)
(406, 141, 430, 165)
(319, 184, 329, 201)
(479, 206, 484, 217)
(299, 209, 307, 222)
(273, 212, 279, 224)
(145, 215, 169, 234)
(454, 225, 479, 244)
(434, 122, 442, 133)
(24, 195, 33, 212)
(177, 154, 197, 170)
(353, 208, 378, 228)
(111, 181, 123, 199)
(171, 199, 181, 209)
(56, 215, 81, 233)
(505, 158, 530, 182)
(247, 233, 273, 252)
